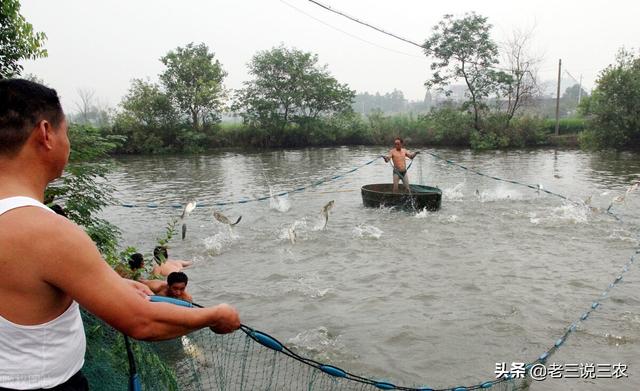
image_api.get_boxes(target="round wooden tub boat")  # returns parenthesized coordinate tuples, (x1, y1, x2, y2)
(361, 183, 442, 211)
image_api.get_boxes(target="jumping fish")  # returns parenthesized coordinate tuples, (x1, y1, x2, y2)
(609, 181, 639, 208)
(288, 224, 297, 245)
(213, 211, 242, 226)
(321, 200, 335, 229)
(180, 201, 197, 239)
(181, 201, 197, 219)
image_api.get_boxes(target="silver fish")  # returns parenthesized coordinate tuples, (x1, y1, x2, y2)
(321, 200, 334, 229)
(288, 225, 297, 245)
(181, 201, 197, 219)
(214, 211, 242, 226)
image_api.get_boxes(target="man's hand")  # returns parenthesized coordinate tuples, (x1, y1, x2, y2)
(382, 155, 389, 163)
(209, 303, 241, 334)
(124, 279, 153, 299)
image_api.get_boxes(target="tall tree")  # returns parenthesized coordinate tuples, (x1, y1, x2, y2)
(159, 42, 226, 129)
(423, 13, 509, 131)
(582, 49, 640, 149)
(0, 0, 47, 78)
(502, 28, 542, 125)
(113, 79, 179, 153)
(234, 46, 354, 130)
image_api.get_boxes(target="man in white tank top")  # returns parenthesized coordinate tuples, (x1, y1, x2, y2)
(0, 80, 240, 390)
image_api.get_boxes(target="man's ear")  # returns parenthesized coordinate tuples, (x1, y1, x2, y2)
(33, 120, 54, 150)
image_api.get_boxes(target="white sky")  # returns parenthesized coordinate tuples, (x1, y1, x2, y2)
(20, 0, 640, 112)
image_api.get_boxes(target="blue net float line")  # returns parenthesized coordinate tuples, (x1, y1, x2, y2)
(144, 235, 638, 390)
(421, 150, 622, 221)
(114, 152, 636, 390)
(117, 156, 382, 209)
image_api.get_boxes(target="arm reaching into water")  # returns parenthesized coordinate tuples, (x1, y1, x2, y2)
(38, 211, 240, 339)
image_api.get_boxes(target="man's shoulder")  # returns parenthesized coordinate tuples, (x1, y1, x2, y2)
(1, 205, 84, 242)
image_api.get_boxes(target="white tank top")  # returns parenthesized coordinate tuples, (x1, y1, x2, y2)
(0, 197, 86, 389)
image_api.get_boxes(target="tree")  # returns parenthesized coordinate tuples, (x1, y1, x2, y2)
(0, 0, 47, 78)
(562, 83, 588, 103)
(423, 13, 509, 131)
(159, 42, 226, 129)
(501, 28, 542, 125)
(113, 79, 179, 153)
(581, 49, 640, 149)
(234, 46, 354, 131)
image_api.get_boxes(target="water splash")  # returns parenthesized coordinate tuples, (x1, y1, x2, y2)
(279, 219, 308, 242)
(476, 185, 524, 202)
(287, 326, 350, 362)
(270, 194, 291, 213)
(528, 203, 589, 225)
(443, 182, 465, 201)
(352, 224, 383, 239)
(203, 228, 239, 255)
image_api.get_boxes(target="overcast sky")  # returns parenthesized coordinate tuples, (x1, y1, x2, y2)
(20, 0, 640, 112)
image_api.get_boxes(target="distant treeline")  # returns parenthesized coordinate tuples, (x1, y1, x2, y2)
(74, 16, 639, 152)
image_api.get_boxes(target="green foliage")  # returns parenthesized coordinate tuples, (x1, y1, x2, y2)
(160, 42, 227, 129)
(423, 107, 473, 146)
(156, 218, 178, 248)
(113, 43, 226, 153)
(542, 118, 587, 135)
(0, 0, 47, 78)
(423, 13, 510, 131)
(562, 83, 588, 103)
(234, 45, 355, 139)
(46, 124, 122, 254)
(580, 49, 640, 149)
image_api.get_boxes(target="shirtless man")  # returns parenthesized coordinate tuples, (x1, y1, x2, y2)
(144, 272, 193, 303)
(151, 246, 193, 277)
(383, 137, 419, 193)
(0, 79, 239, 390)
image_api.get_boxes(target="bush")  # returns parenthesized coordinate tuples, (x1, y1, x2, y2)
(542, 118, 587, 135)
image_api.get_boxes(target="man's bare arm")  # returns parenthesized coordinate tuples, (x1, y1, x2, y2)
(40, 215, 240, 340)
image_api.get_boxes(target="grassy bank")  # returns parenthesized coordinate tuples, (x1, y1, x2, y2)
(106, 110, 588, 154)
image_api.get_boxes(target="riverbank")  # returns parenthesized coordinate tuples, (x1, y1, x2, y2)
(103, 112, 586, 154)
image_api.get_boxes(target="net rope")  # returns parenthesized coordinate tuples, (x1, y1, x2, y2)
(82, 151, 637, 390)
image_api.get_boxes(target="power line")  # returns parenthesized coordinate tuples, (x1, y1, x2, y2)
(279, 0, 425, 59)
(306, 0, 425, 49)
(305, 0, 514, 73)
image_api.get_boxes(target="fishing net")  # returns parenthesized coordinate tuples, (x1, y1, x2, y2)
(81, 310, 178, 390)
(82, 308, 527, 391)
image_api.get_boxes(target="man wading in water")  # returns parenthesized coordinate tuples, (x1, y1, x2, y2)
(0, 79, 240, 390)
(383, 137, 419, 193)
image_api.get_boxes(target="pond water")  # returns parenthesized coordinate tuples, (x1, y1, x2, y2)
(102, 147, 640, 390)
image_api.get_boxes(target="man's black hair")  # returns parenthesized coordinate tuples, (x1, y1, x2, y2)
(153, 246, 168, 263)
(167, 272, 188, 286)
(129, 253, 144, 270)
(0, 79, 64, 156)
(394, 136, 404, 144)
(49, 204, 67, 217)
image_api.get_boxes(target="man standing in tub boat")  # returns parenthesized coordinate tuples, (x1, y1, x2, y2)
(0, 79, 240, 390)
(383, 137, 419, 193)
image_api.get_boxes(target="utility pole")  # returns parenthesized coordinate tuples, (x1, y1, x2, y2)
(577, 74, 583, 105)
(555, 59, 562, 136)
